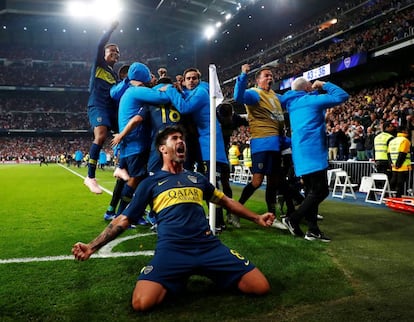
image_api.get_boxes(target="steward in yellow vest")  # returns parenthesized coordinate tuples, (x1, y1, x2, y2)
(388, 127, 411, 197)
(242, 142, 252, 169)
(228, 142, 241, 172)
(373, 121, 395, 178)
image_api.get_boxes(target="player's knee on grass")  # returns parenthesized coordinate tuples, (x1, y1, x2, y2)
(131, 280, 167, 312)
(238, 268, 270, 295)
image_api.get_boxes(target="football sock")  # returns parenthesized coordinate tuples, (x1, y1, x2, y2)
(238, 182, 258, 205)
(109, 179, 124, 210)
(87, 143, 101, 178)
(117, 184, 135, 215)
(266, 186, 277, 215)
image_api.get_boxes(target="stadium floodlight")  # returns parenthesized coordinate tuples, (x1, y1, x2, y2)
(67, 1, 89, 17)
(204, 26, 216, 40)
(67, 0, 122, 21)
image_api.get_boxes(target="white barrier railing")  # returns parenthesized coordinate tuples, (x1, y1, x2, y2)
(329, 161, 414, 195)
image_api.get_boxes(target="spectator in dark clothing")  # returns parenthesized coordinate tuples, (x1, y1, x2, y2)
(337, 125, 349, 161)
(327, 125, 339, 161)
(354, 126, 366, 161)
(364, 127, 375, 160)
(217, 101, 249, 149)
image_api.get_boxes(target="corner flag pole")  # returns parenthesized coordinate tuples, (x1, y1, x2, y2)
(208, 64, 218, 234)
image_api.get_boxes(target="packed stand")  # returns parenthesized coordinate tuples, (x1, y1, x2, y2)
(217, 0, 414, 83)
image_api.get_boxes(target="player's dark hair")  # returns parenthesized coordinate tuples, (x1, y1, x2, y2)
(118, 64, 130, 79)
(155, 125, 186, 151)
(104, 43, 118, 50)
(183, 67, 201, 79)
(255, 66, 271, 79)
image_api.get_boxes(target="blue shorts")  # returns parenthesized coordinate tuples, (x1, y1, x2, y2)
(124, 151, 149, 178)
(138, 241, 256, 294)
(252, 151, 281, 175)
(88, 106, 118, 132)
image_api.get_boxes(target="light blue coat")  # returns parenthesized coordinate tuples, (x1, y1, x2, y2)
(280, 82, 349, 176)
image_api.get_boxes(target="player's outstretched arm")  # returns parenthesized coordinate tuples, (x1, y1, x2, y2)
(218, 195, 275, 227)
(111, 115, 144, 147)
(72, 215, 130, 261)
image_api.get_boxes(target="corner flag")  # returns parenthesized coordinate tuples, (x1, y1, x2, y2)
(208, 64, 223, 234)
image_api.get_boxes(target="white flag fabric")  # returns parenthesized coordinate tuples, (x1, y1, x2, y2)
(211, 65, 224, 107)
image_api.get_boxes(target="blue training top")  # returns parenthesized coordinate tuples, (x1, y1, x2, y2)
(117, 85, 171, 158)
(279, 82, 349, 176)
(165, 84, 228, 164)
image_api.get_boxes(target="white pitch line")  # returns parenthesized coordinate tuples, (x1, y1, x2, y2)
(0, 165, 157, 265)
(0, 233, 156, 264)
(0, 251, 154, 264)
(57, 163, 113, 195)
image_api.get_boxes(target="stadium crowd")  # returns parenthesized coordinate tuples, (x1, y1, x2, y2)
(0, 0, 413, 165)
(0, 1, 412, 89)
(217, 0, 414, 82)
(226, 75, 414, 161)
(1, 75, 413, 166)
(0, 136, 91, 162)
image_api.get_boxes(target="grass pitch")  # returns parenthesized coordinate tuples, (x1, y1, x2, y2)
(0, 163, 413, 321)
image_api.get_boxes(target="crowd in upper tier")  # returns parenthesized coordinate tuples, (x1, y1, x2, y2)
(0, 0, 413, 163)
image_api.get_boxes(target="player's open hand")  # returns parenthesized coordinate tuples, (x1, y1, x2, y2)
(111, 133, 121, 147)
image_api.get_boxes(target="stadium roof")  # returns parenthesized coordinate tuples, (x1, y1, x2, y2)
(0, 0, 258, 31)
(0, 0, 341, 39)
(0, 0, 344, 75)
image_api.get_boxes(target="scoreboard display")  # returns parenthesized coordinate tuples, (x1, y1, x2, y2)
(279, 52, 368, 90)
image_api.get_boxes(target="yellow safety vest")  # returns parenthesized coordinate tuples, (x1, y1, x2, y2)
(243, 147, 252, 168)
(388, 135, 411, 172)
(228, 145, 240, 165)
(374, 132, 393, 160)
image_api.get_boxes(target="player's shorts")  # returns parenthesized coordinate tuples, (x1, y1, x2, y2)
(118, 157, 127, 169)
(88, 106, 118, 132)
(137, 241, 256, 294)
(252, 151, 281, 175)
(124, 151, 149, 178)
(203, 161, 230, 179)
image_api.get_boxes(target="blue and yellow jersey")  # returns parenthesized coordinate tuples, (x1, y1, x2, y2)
(87, 29, 118, 110)
(123, 170, 224, 247)
(144, 101, 183, 172)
